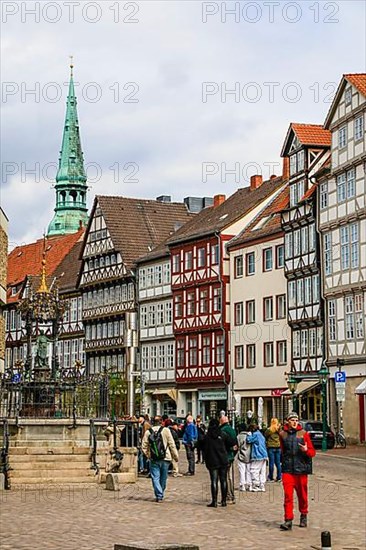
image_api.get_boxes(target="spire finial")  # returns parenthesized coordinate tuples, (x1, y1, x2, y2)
(38, 235, 49, 294)
(69, 55, 74, 77)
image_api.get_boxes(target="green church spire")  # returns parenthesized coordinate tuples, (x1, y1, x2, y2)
(47, 59, 88, 236)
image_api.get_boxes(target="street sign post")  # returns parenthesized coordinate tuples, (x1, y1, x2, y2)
(335, 371, 346, 383)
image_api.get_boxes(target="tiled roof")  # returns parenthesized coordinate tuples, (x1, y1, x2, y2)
(8, 230, 84, 288)
(291, 124, 331, 147)
(96, 196, 194, 271)
(167, 177, 284, 245)
(53, 240, 84, 293)
(227, 185, 289, 249)
(344, 73, 366, 97)
(300, 184, 317, 203)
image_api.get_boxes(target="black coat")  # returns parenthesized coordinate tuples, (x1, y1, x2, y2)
(168, 427, 180, 451)
(203, 426, 234, 470)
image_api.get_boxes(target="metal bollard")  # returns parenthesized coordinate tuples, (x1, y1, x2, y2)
(321, 531, 331, 549)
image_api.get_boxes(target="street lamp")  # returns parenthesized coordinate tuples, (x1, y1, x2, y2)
(318, 363, 330, 452)
(287, 375, 298, 414)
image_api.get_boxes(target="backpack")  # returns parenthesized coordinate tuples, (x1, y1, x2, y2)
(238, 432, 251, 463)
(148, 427, 166, 461)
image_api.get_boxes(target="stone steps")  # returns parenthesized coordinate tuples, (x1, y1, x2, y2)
(10, 468, 95, 478)
(10, 446, 92, 455)
(10, 461, 91, 470)
(8, 477, 98, 486)
(10, 453, 91, 462)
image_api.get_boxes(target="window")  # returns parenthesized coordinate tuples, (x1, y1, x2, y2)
(301, 226, 308, 254)
(355, 115, 364, 141)
(163, 262, 171, 284)
(285, 233, 293, 259)
(294, 229, 300, 256)
(167, 344, 174, 369)
(340, 226, 350, 269)
(202, 335, 211, 365)
(338, 126, 347, 149)
(320, 182, 328, 210)
(297, 150, 305, 172)
(176, 339, 185, 367)
(246, 300, 255, 324)
(337, 173, 346, 202)
(301, 330, 308, 357)
(309, 328, 316, 356)
(328, 300, 336, 342)
(276, 245, 284, 269)
(187, 291, 195, 316)
(159, 345, 165, 370)
(157, 303, 164, 326)
(313, 275, 320, 303)
(216, 333, 224, 364)
(234, 302, 244, 326)
(235, 346, 244, 369)
(355, 294, 364, 339)
(155, 265, 163, 285)
(140, 306, 147, 328)
(146, 267, 154, 287)
(185, 250, 193, 271)
(309, 224, 315, 252)
(263, 248, 273, 271)
(290, 154, 297, 176)
(188, 336, 198, 366)
(174, 294, 183, 318)
(213, 287, 221, 312)
(198, 247, 206, 268)
(211, 244, 219, 265)
(263, 297, 273, 321)
(276, 294, 286, 319)
(151, 346, 157, 369)
(199, 289, 209, 314)
(165, 301, 172, 324)
(297, 279, 304, 306)
(172, 254, 180, 273)
(345, 87, 352, 106)
(293, 331, 300, 358)
(277, 341, 287, 366)
(347, 169, 355, 199)
(246, 252, 255, 275)
(148, 305, 156, 327)
(288, 281, 296, 308)
(345, 296, 354, 340)
(324, 233, 332, 275)
(351, 223, 359, 268)
(234, 255, 244, 278)
(304, 277, 311, 305)
(247, 344, 256, 368)
(264, 342, 274, 367)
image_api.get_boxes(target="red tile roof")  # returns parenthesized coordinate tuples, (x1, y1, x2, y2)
(8, 230, 84, 293)
(344, 74, 366, 98)
(227, 185, 289, 249)
(300, 184, 317, 202)
(167, 177, 284, 246)
(291, 124, 331, 147)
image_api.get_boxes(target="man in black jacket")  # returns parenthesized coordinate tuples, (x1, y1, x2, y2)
(166, 419, 182, 477)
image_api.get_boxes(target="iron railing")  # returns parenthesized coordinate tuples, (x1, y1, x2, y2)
(0, 418, 11, 490)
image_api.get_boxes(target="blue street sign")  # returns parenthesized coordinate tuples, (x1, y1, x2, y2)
(12, 373, 21, 383)
(335, 371, 346, 383)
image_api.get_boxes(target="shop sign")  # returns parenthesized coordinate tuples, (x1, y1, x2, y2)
(198, 390, 227, 401)
(271, 389, 287, 397)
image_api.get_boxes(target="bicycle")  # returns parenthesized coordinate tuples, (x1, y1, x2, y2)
(333, 425, 347, 448)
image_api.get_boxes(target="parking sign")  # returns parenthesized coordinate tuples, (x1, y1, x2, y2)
(335, 371, 346, 383)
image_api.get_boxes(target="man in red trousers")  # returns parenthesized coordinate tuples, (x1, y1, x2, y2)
(279, 412, 316, 530)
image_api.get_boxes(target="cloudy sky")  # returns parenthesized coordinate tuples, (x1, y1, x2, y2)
(1, 0, 365, 248)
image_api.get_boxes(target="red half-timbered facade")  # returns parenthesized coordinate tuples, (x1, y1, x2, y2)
(168, 178, 286, 419)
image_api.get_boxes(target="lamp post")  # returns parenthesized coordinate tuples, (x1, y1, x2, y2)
(287, 375, 298, 414)
(319, 364, 330, 452)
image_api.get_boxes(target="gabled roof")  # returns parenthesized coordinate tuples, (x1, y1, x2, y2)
(7, 229, 84, 303)
(324, 73, 366, 128)
(167, 177, 284, 246)
(53, 240, 84, 293)
(281, 123, 331, 156)
(89, 196, 194, 271)
(227, 185, 289, 250)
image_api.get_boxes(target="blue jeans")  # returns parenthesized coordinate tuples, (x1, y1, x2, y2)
(268, 448, 282, 481)
(150, 460, 170, 500)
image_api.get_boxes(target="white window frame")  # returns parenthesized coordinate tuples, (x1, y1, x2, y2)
(320, 182, 328, 210)
(235, 345, 244, 369)
(324, 233, 332, 276)
(338, 125, 347, 149)
(354, 115, 364, 141)
(328, 299, 337, 342)
(264, 342, 274, 367)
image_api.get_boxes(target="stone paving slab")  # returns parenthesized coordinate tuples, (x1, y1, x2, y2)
(0, 452, 365, 550)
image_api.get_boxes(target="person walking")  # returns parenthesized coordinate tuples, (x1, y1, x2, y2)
(196, 416, 206, 464)
(247, 423, 268, 492)
(141, 415, 179, 502)
(265, 418, 282, 482)
(166, 419, 182, 477)
(182, 415, 198, 476)
(204, 418, 236, 507)
(279, 412, 316, 530)
(237, 423, 252, 491)
(219, 415, 238, 503)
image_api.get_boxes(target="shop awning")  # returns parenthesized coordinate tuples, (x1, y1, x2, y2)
(355, 379, 366, 395)
(282, 380, 320, 396)
(152, 388, 177, 402)
(238, 389, 274, 398)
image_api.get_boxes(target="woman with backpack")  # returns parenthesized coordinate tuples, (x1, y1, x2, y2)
(203, 418, 236, 508)
(265, 417, 282, 482)
(237, 423, 252, 491)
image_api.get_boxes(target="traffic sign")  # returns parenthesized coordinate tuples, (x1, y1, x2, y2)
(336, 389, 345, 402)
(335, 371, 346, 383)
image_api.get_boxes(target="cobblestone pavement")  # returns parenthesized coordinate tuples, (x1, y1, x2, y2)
(1, 447, 365, 550)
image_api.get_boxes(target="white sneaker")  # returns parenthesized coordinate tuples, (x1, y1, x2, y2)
(239, 486, 246, 492)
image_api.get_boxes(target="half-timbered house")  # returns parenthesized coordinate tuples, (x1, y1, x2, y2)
(280, 123, 331, 421)
(0, 208, 9, 373)
(318, 74, 366, 442)
(78, 195, 193, 415)
(168, 175, 286, 420)
(227, 185, 290, 424)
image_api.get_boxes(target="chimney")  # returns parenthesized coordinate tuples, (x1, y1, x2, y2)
(270, 174, 277, 180)
(213, 194, 226, 207)
(250, 175, 263, 190)
(282, 157, 290, 181)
